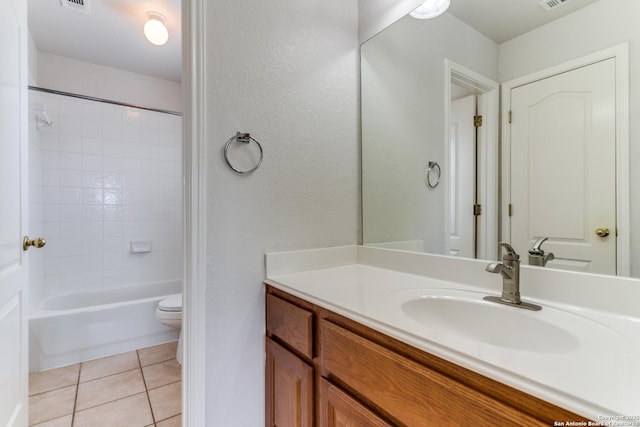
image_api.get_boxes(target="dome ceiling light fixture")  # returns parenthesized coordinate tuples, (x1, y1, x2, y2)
(144, 12, 169, 46)
(409, 0, 451, 19)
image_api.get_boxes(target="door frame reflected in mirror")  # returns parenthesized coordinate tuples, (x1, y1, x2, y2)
(444, 60, 499, 261)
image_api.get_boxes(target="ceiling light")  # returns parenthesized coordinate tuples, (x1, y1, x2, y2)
(144, 12, 169, 46)
(409, 0, 450, 19)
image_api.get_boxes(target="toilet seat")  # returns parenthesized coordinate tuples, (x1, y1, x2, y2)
(158, 294, 182, 312)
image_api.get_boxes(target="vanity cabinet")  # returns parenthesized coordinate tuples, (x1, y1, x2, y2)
(265, 285, 587, 426)
(265, 293, 315, 427)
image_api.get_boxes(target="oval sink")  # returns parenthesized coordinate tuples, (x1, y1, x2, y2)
(401, 294, 580, 353)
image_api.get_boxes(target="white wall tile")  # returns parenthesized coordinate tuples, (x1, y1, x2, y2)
(37, 93, 183, 298)
(40, 132, 60, 151)
(59, 135, 82, 153)
(82, 154, 103, 171)
(82, 120, 102, 139)
(103, 221, 123, 238)
(42, 169, 60, 187)
(59, 187, 82, 204)
(41, 151, 60, 168)
(59, 152, 82, 169)
(82, 137, 103, 155)
(103, 173, 123, 189)
(82, 205, 104, 221)
(59, 116, 82, 136)
(60, 170, 82, 187)
(60, 222, 84, 239)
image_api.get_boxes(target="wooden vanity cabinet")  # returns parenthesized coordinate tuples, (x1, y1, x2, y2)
(265, 285, 587, 427)
(265, 293, 315, 427)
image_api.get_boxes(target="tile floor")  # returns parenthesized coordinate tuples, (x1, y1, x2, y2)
(28, 341, 181, 427)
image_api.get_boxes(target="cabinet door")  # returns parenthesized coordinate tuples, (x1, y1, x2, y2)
(319, 379, 392, 427)
(266, 338, 313, 427)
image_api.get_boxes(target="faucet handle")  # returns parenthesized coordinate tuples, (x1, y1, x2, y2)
(529, 237, 549, 255)
(497, 242, 519, 261)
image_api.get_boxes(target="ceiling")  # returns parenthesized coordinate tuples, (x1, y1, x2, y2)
(28, 0, 601, 84)
(447, 0, 602, 44)
(28, 0, 181, 83)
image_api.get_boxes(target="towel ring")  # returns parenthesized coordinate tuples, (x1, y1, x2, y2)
(424, 161, 441, 189)
(224, 132, 263, 174)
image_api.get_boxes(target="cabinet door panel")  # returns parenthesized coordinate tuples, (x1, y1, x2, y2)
(319, 379, 392, 427)
(320, 320, 543, 426)
(266, 294, 314, 359)
(266, 338, 313, 427)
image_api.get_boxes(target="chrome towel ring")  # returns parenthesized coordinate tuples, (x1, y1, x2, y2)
(424, 161, 441, 189)
(224, 132, 264, 174)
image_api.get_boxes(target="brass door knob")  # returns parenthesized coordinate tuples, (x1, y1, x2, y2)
(23, 236, 46, 251)
(595, 227, 610, 238)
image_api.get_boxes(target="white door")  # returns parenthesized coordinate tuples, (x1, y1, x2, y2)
(507, 58, 616, 274)
(0, 0, 29, 425)
(447, 95, 476, 257)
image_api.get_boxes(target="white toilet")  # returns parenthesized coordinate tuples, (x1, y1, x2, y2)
(156, 293, 183, 365)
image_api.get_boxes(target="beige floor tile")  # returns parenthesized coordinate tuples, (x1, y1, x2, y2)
(73, 392, 153, 427)
(79, 351, 139, 382)
(28, 385, 76, 426)
(31, 414, 72, 427)
(138, 341, 178, 367)
(149, 381, 182, 421)
(29, 364, 80, 396)
(76, 369, 146, 411)
(157, 414, 181, 427)
(142, 359, 181, 390)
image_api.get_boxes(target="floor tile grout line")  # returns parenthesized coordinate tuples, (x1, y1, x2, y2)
(137, 349, 157, 425)
(70, 364, 81, 427)
(146, 378, 181, 392)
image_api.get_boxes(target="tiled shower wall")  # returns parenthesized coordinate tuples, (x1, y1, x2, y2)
(29, 90, 183, 303)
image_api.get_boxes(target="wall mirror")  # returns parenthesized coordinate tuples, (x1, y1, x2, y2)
(361, 0, 640, 278)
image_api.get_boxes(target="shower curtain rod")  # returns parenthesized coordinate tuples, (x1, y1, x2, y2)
(28, 86, 182, 116)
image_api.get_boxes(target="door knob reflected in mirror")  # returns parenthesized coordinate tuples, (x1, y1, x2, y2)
(595, 227, 611, 238)
(23, 236, 46, 251)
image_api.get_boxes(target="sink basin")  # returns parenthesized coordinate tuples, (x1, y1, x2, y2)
(399, 291, 581, 353)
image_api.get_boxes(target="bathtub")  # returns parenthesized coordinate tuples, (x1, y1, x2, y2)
(29, 280, 182, 372)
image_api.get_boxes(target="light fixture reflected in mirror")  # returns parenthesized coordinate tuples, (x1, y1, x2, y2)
(410, 0, 451, 19)
(144, 12, 169, 46)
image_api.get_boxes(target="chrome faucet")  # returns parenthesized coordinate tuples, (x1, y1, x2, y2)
(484, 243, 541, 311)
(528, 237, 555, 267)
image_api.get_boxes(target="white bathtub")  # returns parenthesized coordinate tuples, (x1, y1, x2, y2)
(29, 280, 182, 372)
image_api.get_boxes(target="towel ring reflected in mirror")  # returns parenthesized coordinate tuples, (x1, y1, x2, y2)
(424, 161, 441, 189)
(224, 132, 264, 174)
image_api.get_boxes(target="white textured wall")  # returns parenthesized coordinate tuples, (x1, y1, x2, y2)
(498, 0, 640, 276)
(361, 13, 497, 253)
(358, 0, 422, 43)
(37, 53, 182, 113)
(204, 0, 359, 424)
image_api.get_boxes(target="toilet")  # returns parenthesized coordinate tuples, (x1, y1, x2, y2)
(155, 293, 183, 364)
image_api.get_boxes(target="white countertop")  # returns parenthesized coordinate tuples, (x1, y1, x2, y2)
(265, 245, 640, 423)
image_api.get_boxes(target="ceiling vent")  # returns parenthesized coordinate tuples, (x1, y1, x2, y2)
(60, 0, 91, 14)
(539, 0, 574, 11)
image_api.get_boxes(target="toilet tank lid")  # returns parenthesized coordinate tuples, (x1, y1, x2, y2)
(158, 294, 182, 311)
